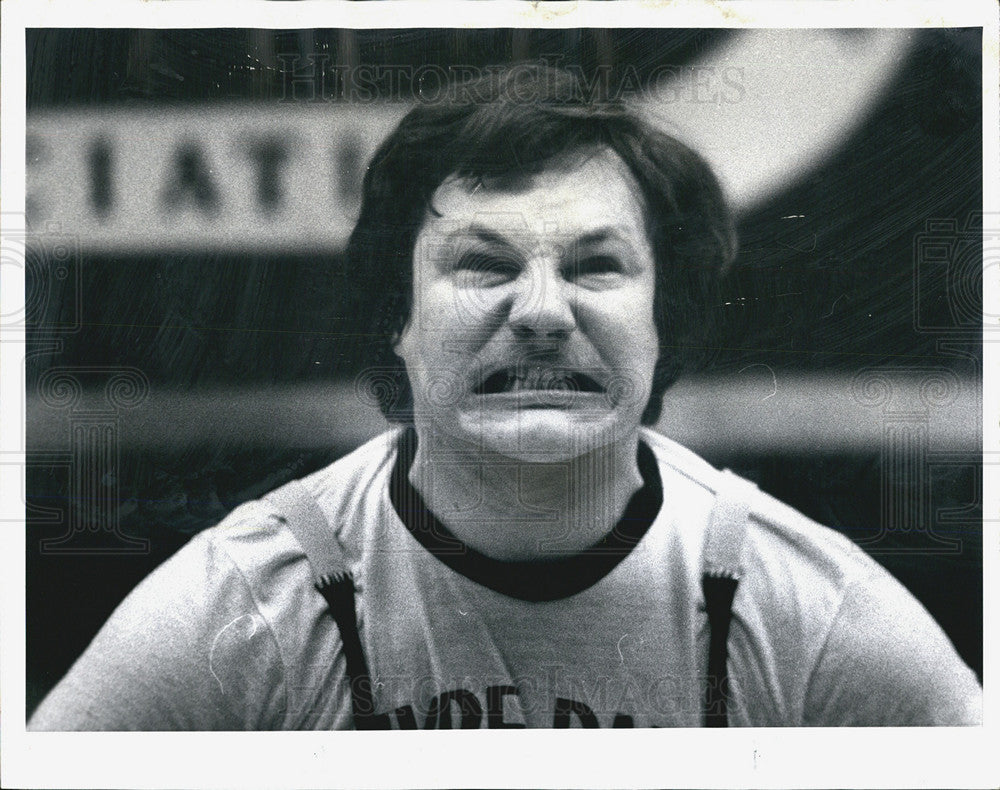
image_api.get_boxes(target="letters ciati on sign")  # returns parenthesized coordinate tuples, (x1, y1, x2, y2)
(26, 104, 406, 253)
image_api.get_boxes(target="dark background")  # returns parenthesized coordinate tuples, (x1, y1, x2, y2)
(25, 28, 984, 715)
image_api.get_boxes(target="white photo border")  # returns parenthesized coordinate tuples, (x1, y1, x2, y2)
(2, 2, 997, 788)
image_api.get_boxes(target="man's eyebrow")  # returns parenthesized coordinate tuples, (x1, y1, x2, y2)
(575, 228, 648, 259)
(461, 225, 520, 252)
(456, 225, 634, 249)
(576, 228, 623, 246)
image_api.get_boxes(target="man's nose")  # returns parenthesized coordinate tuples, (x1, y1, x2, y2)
(507, 263, 576, 340)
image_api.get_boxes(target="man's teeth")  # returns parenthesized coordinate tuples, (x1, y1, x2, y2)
(494, 369, 574, 392)
(476, 368, 601, 395)
(510, 371, 569, 391)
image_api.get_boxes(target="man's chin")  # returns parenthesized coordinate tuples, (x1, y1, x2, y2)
(452, 406, 633, 462)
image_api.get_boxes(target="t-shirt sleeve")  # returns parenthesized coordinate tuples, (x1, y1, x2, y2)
(28, 528, 288, 731)
(802, 566, 982, 726)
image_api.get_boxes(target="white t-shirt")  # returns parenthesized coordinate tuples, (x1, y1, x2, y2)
(29, 427, 982, 729)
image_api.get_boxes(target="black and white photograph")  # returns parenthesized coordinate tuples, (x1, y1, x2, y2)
(2, 1, 997, 788)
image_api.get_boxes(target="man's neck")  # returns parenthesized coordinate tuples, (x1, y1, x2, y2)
(406, 427, 646, 562)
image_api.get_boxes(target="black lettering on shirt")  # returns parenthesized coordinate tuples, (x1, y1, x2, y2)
(553, 697, 599, 728)
(423, 688, 483, 729)
(612, 713, 634, 727)
(393, 704, 418, 730)
(486, 684, 525, 729)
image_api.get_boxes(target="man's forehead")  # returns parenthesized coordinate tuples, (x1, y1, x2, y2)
(420, 149, 649, 242)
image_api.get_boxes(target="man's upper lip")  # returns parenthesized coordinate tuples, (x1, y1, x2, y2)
(472, 366, 606, 395)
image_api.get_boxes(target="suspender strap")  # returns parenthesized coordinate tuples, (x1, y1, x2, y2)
(265, 480, 347, 585)
(269, 469, 754, 730)
(702, 575, 739, 727)
(264, 481, 382, 730)
(313, 575, 381, 729)
(700, 470, 754, 727)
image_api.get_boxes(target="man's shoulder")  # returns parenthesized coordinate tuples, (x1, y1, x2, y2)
(200, 428, 400, 567)
(640, 426, 724, 494)
(638, 431, 982, 724)
(297, 427, 401, 513)
(144, 435, 402, 727)
(640, 427, 879, 585)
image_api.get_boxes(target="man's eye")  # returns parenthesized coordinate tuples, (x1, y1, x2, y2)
(454, 253, 519, 284)
(572, 256, 622, 279)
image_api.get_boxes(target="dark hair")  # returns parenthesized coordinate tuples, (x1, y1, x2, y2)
(347, 63, 737, 425)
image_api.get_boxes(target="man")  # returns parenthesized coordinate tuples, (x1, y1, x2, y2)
(30, 65, 981, 729)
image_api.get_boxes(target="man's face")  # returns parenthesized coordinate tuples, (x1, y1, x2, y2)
(395, 148, 659, 462)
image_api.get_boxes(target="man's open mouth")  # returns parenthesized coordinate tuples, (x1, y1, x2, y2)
(472, 367, 605, 395)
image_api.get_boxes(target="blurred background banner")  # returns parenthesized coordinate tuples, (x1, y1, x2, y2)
(26, 104, 407, 254)
(26, 30, 916, 250)
(23, 27, 984, 712)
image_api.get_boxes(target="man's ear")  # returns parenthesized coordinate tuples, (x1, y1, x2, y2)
(390, 325, 407, 358)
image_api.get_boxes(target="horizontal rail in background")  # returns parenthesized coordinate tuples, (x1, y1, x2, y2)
(26, 372, 981, 456)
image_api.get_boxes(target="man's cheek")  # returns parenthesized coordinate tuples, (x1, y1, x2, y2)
(414, 289, 471, 334)
(592, 319, 657, 361)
